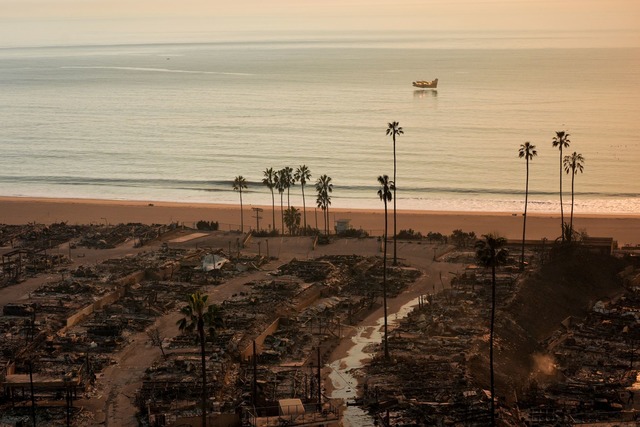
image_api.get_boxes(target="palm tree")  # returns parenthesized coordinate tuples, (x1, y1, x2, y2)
(316, 193, 327, 235)
(563, 151, 585, 240)
(386, 121, 403, 265)
(518, 142, 537, 269)
(475, 234, 508, 427)
(177, 292, 223, 427)
(315, 175, 333, 235)
(282, 166, 295, 211)
(294, 165, 312, 234)
(284, 206, 301, 235)
(262, 168, 277, 232)
(276, 169, 286, 234)
(377, 174, 394, 360)
(232, 176, 248, 232)
(552, 131, 570, 241)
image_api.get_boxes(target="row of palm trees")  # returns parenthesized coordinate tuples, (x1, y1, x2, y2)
(315, 174, 333, 235)
(551, 131, 586, 241)
(236, 129, 583, 249)
(230, 120, 403, 241)
(233, 166, 334, 236)
(519, 131, 586, 267)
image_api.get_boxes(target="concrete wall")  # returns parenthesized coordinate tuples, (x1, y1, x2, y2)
(64, 286, 126, 329)
(294, 283, 324, 312)
(63, 270, 145, 330)
(240, 318, 280, 360)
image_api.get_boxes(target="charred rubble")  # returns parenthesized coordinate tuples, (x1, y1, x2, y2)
(136, 255, 421, 425)
(358, 248, 640, 426)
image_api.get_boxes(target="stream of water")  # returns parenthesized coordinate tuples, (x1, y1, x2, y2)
(328, 295, 424, 426)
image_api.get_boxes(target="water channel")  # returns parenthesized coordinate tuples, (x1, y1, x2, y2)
(327, 295, 424, 426)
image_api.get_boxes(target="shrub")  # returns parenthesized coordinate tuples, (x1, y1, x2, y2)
(396, 229, 423, 240)
(450, 229, 477, 248)
(196, 220, 219, 231)
(426, 232, 447, 243)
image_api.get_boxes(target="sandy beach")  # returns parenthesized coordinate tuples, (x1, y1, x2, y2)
(1, 196, 639, 246)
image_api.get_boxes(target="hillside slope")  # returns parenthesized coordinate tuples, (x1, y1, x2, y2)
(470, 250, 627, 396)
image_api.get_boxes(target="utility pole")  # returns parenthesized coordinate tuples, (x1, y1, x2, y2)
(29, 360, 36, 426)
(65, 376, 72, 427)
(252, 207, 263, 232)
(317, 346, 322, 409)
(253, 341, 258, 406)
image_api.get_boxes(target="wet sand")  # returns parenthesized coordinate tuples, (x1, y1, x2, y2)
(1, 196, 639, 245)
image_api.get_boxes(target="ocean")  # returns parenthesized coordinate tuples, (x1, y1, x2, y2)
(1, 32, 639, 214)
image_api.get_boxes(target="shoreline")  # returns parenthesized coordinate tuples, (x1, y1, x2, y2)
(2, 196, 640, 245)
(2, 195, 639, 218)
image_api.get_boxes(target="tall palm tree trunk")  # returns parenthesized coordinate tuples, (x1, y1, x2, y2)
(239, 190, 244, 233)
(301, 185, 307, 234)
(570, 170, 575, 236)
(392, 136, 397, 265)
(383, 200, 389, 360)
(326, 205, 330, 236)
(521, 159, 529, 269)
(322, 208, 327, 236)
(490, 262, 496, 427)
(559, 147, 564, 241)
(270, 189, 276, 232)
(198, 320, 208, 427)
(280, 193, 284, 235)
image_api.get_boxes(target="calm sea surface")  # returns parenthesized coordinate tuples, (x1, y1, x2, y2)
(1, 33, 639, 214)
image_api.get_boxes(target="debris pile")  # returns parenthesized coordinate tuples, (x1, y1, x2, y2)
(137, 255, 421, 424)
(0, 222, 161, 287)
(0, 242, 215, 425)
(1, 248, 71, 287)
(358, 249, 640, 425)
(515, 284, 640, 424)
(360, 285, 497, 425)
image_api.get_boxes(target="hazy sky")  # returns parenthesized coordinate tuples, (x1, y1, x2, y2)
(1, 0, 639, 47)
